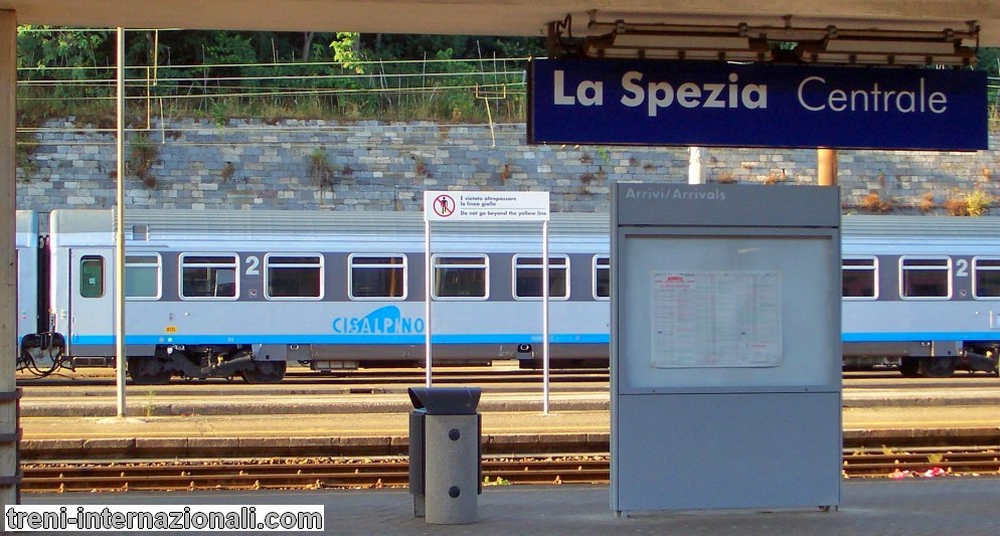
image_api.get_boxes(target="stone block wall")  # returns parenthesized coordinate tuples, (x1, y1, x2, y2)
(15, 118, 1000, 216)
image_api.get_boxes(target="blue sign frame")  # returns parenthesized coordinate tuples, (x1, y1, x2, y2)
(528, 58, 987, 151)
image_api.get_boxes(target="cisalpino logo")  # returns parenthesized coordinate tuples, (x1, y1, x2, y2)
(331, 305, 425, 335)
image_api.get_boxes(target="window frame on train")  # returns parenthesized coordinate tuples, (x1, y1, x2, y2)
(593, 255, 610, 300)
(179, 253, 240, 300)
(264, 253, 324, 300)
(125, 253, 162, 300)
(972, 257, 1000, 299)
(841, 256, 878, 300)
(431, 254, 489, 300)
(512, 254, 570, 300)
(348, 253, 407, 300)
(899, 256, 952, 300)
(79, 255, 105, 299)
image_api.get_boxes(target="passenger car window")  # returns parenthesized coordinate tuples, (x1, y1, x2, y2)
(973, 258, 1000, 298)
(513, 255, 569, 299)
(79, 255, 104, 298)
(350, 254, 406, 299)
(433, 255, 488, 299)
(266, 254, 323, 299)
(842, 257, 877, 299)
(125, 254, 161, 299)
(900, 257, 950, 299)
(594, 256, 610, 299)
(180, 254, 238, 299)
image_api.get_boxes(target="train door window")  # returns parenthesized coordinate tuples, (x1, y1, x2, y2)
(513, 255, 569, 300)
(433, 255, 488, 299)
(593, 255, 610, 300)
(973, 258, 1000, 298)
(79, 255, 104, 298)
(180, 254, 239, 299)
(125, 254, 161, 299)
(265, 254, 324, 299)
(900, 257, 951, 299)
(842, 257, 877, 299)
(349, 254, 407, 300)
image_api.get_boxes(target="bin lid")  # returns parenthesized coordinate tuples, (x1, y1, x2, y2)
(407, 387, 482, 415)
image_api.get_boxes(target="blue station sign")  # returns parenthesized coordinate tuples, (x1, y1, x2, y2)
(527, 58, 988, 151)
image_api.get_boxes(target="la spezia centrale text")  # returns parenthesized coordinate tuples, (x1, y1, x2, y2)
(553, 70, 949, 117)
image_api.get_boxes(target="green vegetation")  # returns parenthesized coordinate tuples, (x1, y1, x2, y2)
(14, 27, 1000, 127)
(15, 27, 543, 125)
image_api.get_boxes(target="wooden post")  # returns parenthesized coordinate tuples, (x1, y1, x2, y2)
(0, 9, 20, 508)
(818, 148, 838, 186)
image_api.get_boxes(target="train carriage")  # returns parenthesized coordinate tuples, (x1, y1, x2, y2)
(840, 216, 1000, 377)
(27, 209, 610, 384)
(15, 208, 1000, 383)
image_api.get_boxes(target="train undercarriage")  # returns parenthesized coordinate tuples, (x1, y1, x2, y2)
(844, 342, 999, 378)
(126, 345, 287, 385)
(19, 337, 1000, 382)
(18, 335, 286, 384)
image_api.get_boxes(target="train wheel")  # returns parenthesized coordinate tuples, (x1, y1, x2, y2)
(126, 356, 172, 385)
(898, 357, 920, 377)
(919, 356, 956, 378)
(240, 360, 287, 384)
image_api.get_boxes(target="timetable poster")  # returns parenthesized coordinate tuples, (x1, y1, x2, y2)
(650, 271, 782, 368)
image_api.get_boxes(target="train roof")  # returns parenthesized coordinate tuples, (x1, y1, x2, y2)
(842, 215, 1000, 239)
(116, 209, 610, 238)
(45, 209, 1000, 248)
(48, 209, 611, 249)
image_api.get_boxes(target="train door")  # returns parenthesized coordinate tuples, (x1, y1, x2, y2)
(67, 247, 115, 357)
(15, 246, 32, 345)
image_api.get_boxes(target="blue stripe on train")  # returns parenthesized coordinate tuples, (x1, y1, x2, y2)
(70, 332, 1000, 346)
(69, 333, 612, 345)
(843, 332, 1000, 342)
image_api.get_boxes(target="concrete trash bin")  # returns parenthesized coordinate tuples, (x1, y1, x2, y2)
(407, 386, 482, 525)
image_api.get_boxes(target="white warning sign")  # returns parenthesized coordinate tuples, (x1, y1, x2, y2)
(424, 191, 549, 222)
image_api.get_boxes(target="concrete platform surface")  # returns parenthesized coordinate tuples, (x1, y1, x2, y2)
(21, 478, 1000, 535)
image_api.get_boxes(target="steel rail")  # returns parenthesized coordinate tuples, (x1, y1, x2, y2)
(20, 448, 1000, 493)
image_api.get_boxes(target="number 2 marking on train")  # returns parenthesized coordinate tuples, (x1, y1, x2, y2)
(955, 258, 969, 277)
(245, 255, 260, 276)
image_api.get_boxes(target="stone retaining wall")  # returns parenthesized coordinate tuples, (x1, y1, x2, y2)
(16, 118, 999, 215)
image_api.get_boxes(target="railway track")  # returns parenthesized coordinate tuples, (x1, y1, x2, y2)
(15, 366, 611, 391)
(21, 447, 1000, 493)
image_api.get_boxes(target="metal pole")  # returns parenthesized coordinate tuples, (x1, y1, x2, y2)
(115, 27, 127, 417)
(542, 221, 550, 414)
(688, 147, 705, 185)
(424, 219, 432, 388)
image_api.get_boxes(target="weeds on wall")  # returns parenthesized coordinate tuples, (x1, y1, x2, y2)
(221, 162, 237, 183)
(412, 155, 431, 178)
(308, 147, 336, 189)
(943, 189, 993, 216)
(498, 163, 512, 185)
(716, 171, 737, 184)
(763, 169, 788, 185)
(860, 191, 895, 213)
(128, 132, 160, 188)
(918, 192, 937, 213)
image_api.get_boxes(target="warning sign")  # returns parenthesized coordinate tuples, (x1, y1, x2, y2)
(423, 191, 550, 222)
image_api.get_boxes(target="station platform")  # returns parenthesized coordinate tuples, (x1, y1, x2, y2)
(16, 386, 1000, 459)
(21, 478, 1000, 535)
(12, 380, 1000, 533)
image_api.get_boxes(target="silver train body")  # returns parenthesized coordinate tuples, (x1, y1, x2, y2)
(14, 209, 1000, 383)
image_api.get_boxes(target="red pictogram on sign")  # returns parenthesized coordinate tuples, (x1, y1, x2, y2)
(433, 194, 456, 217)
